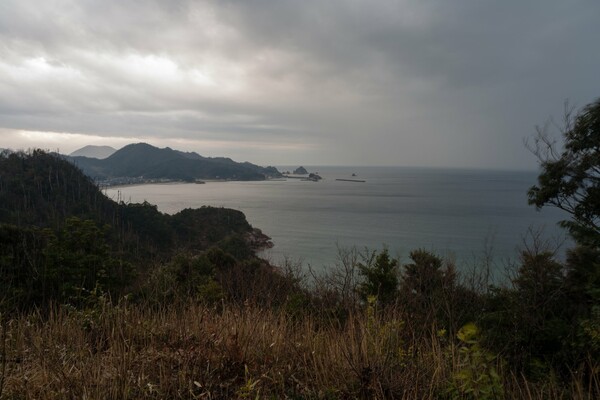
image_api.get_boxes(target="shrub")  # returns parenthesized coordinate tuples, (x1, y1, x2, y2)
(357, 248, 399, 306)
(449, 323, 504, 400)
(482, 250, 571, 375)
(399, 249, 459, 329)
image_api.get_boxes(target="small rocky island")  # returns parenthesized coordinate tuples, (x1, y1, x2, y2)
(307, 172, 323, 181)
(293, 166, 308, 174)
(282, 166, 322, 181)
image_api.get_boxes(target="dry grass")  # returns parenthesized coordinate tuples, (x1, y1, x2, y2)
(0, 302, 597, 399)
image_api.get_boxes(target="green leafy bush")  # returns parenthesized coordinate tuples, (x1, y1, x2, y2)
(449, 323, 504, 400)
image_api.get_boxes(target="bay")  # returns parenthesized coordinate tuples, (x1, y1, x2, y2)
(105, 166, 569, 274)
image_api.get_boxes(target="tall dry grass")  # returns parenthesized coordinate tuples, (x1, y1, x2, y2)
(0, 301, 597, 399)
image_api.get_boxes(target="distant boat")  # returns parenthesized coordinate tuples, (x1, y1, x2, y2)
(352, 173, 357, 177)
(195, 180, 206, 184)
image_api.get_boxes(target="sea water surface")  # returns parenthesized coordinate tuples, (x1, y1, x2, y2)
(105, 166, 569, 273)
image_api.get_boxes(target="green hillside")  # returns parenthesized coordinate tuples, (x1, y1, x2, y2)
(69, 142, 281, 182)
(0, 150, 271, 310)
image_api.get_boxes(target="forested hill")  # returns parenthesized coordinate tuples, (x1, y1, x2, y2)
(0, 149, 271, 309)
(69, 142, 281, 182)
(0, 149, 119, 228)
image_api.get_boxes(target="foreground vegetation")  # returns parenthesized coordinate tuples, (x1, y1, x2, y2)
(0, 240, 598, 399)
(1, 100, 600, 398)
(1, 296, 596, 399)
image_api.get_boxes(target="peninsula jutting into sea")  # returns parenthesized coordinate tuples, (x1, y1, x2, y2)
(67, 142, 282, 185)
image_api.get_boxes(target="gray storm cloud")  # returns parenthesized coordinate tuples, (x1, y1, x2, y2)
(0, 0, 599, 168)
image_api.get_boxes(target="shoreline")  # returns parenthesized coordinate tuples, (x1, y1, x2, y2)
(101, 177, 285, 189)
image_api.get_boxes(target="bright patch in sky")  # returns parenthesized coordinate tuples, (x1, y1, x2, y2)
(125, 54, 180, 83)
(2, 128, 310, 162)
(2, 57, 81, 82)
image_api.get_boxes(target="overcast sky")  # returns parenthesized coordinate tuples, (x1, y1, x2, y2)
(1, 0, 599, 169)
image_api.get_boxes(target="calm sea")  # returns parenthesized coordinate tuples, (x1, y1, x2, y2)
(105, 166, 569, 273)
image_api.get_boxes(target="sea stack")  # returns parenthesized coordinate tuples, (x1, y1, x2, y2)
(294, 166, 308, 174)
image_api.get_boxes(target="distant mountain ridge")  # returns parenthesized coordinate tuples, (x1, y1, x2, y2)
(68, 142, 281, 182)
(70, 145, 117, 159)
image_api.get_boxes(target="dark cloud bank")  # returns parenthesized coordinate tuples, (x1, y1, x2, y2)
(1, 0, 599, 168)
